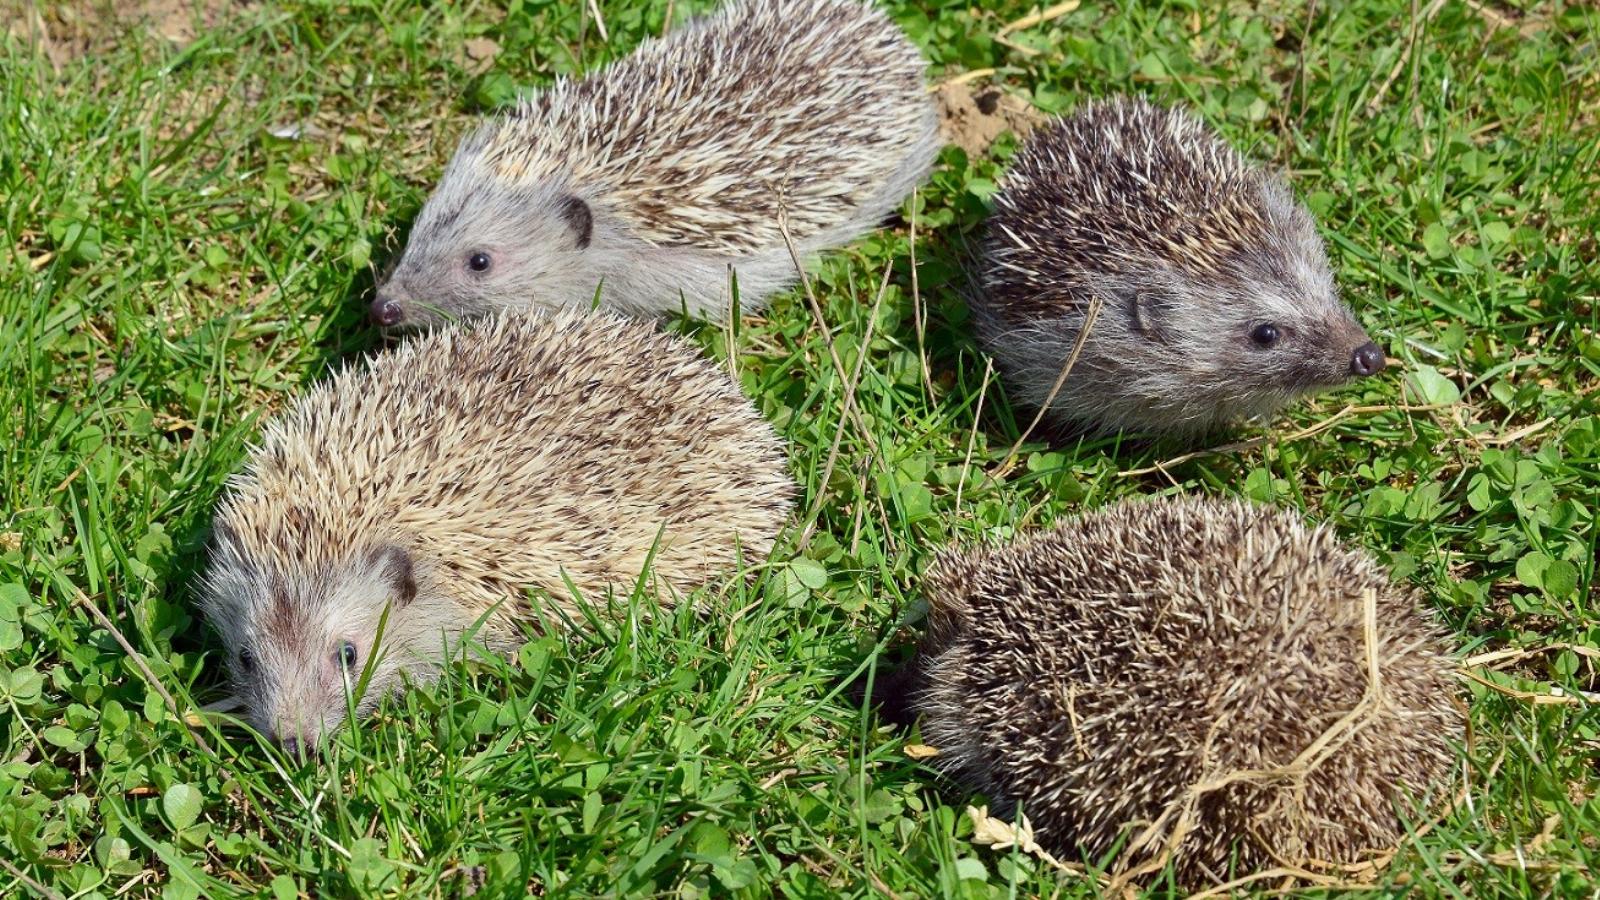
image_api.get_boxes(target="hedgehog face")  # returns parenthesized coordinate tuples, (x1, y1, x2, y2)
(1082, 193, 1384, 432)
(1217, 278, 1384, 399)
(1228, 179, 1387, 392)
(374, 168, 597, 330)
(203, 539, 445, 754)
(1163, 266, 1382, 404)
(1054, 266, 1376, 435)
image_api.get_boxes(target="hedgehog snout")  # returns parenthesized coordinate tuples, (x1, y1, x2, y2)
(266, 717, 317, 758)
(371, 291, 406, 328)
(1350, 342, 1386, 377)
(270, 708, 337, 759)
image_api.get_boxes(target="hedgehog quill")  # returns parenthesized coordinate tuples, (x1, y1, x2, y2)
(373, 0, 941, 329)
(201, 310, 794, 752)
(896, 497, 1463, 885)
(975, 97, 1386, 438)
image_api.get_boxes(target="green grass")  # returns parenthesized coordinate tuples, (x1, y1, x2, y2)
(2, 0, 1598, 896)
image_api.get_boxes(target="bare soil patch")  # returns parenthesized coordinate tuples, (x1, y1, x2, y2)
(935, 80, 1048, 158)
(3, 0, 256, 67)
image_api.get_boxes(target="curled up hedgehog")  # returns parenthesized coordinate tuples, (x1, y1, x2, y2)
(974, 97, 1387, 438)
(201, 310, 794, 753)
(895, 497, 1463, 885)
(371, 0, 941, 329)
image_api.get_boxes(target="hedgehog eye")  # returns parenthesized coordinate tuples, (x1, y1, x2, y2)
(466, 251, 492, 274)
(338, 642, 358, 670)
(1250, 323, 1281, 348)
(238, 648, 256, 674)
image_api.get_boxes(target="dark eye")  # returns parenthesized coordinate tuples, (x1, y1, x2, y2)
(466, 251, 492, 273)
(339, 642, 358, 670)
(1250, 323, 1281, 347)
(238, 649, 255, 673)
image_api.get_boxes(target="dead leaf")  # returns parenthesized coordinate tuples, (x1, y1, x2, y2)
(464, 36, 499, 73)
(966, 805, 1084, 875)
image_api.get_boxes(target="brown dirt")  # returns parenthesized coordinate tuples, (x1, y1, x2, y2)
(3, 0, 256, 67)
(935, 80, 1048, 158)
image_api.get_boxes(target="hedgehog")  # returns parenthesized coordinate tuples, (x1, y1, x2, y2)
(200, 309, 795, 753)
(371, 0, 941, 329)
(974, 97, 1387, 438)
(897, 497, 1462, 885)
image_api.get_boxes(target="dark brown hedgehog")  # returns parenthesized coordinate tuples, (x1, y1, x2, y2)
(201, 309, 794, 752)
(901, 497, 1462, 885)
(975, 97, 1386, 438)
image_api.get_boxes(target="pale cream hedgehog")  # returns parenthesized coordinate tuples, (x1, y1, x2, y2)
(373, 0, 941, 328)
(201, 309, 795, 753)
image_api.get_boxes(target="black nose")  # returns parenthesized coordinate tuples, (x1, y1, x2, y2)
(1350, 342, 1386, 377)
(370, 294, 404, 327)
(280, 736, 304, 759)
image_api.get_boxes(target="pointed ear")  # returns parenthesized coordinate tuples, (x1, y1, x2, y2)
(559, 195, 593, 250)
(1125, 286, 1171, 341)
(368, 544, 417, 607)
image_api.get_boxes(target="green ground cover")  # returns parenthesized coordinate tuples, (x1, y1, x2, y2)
(1, 0, 1597, 895)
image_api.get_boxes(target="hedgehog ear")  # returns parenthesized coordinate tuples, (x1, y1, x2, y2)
(1127, 287, 1172, 341)
(368, 544, 417, 607)
(558, 195, 593, 250)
